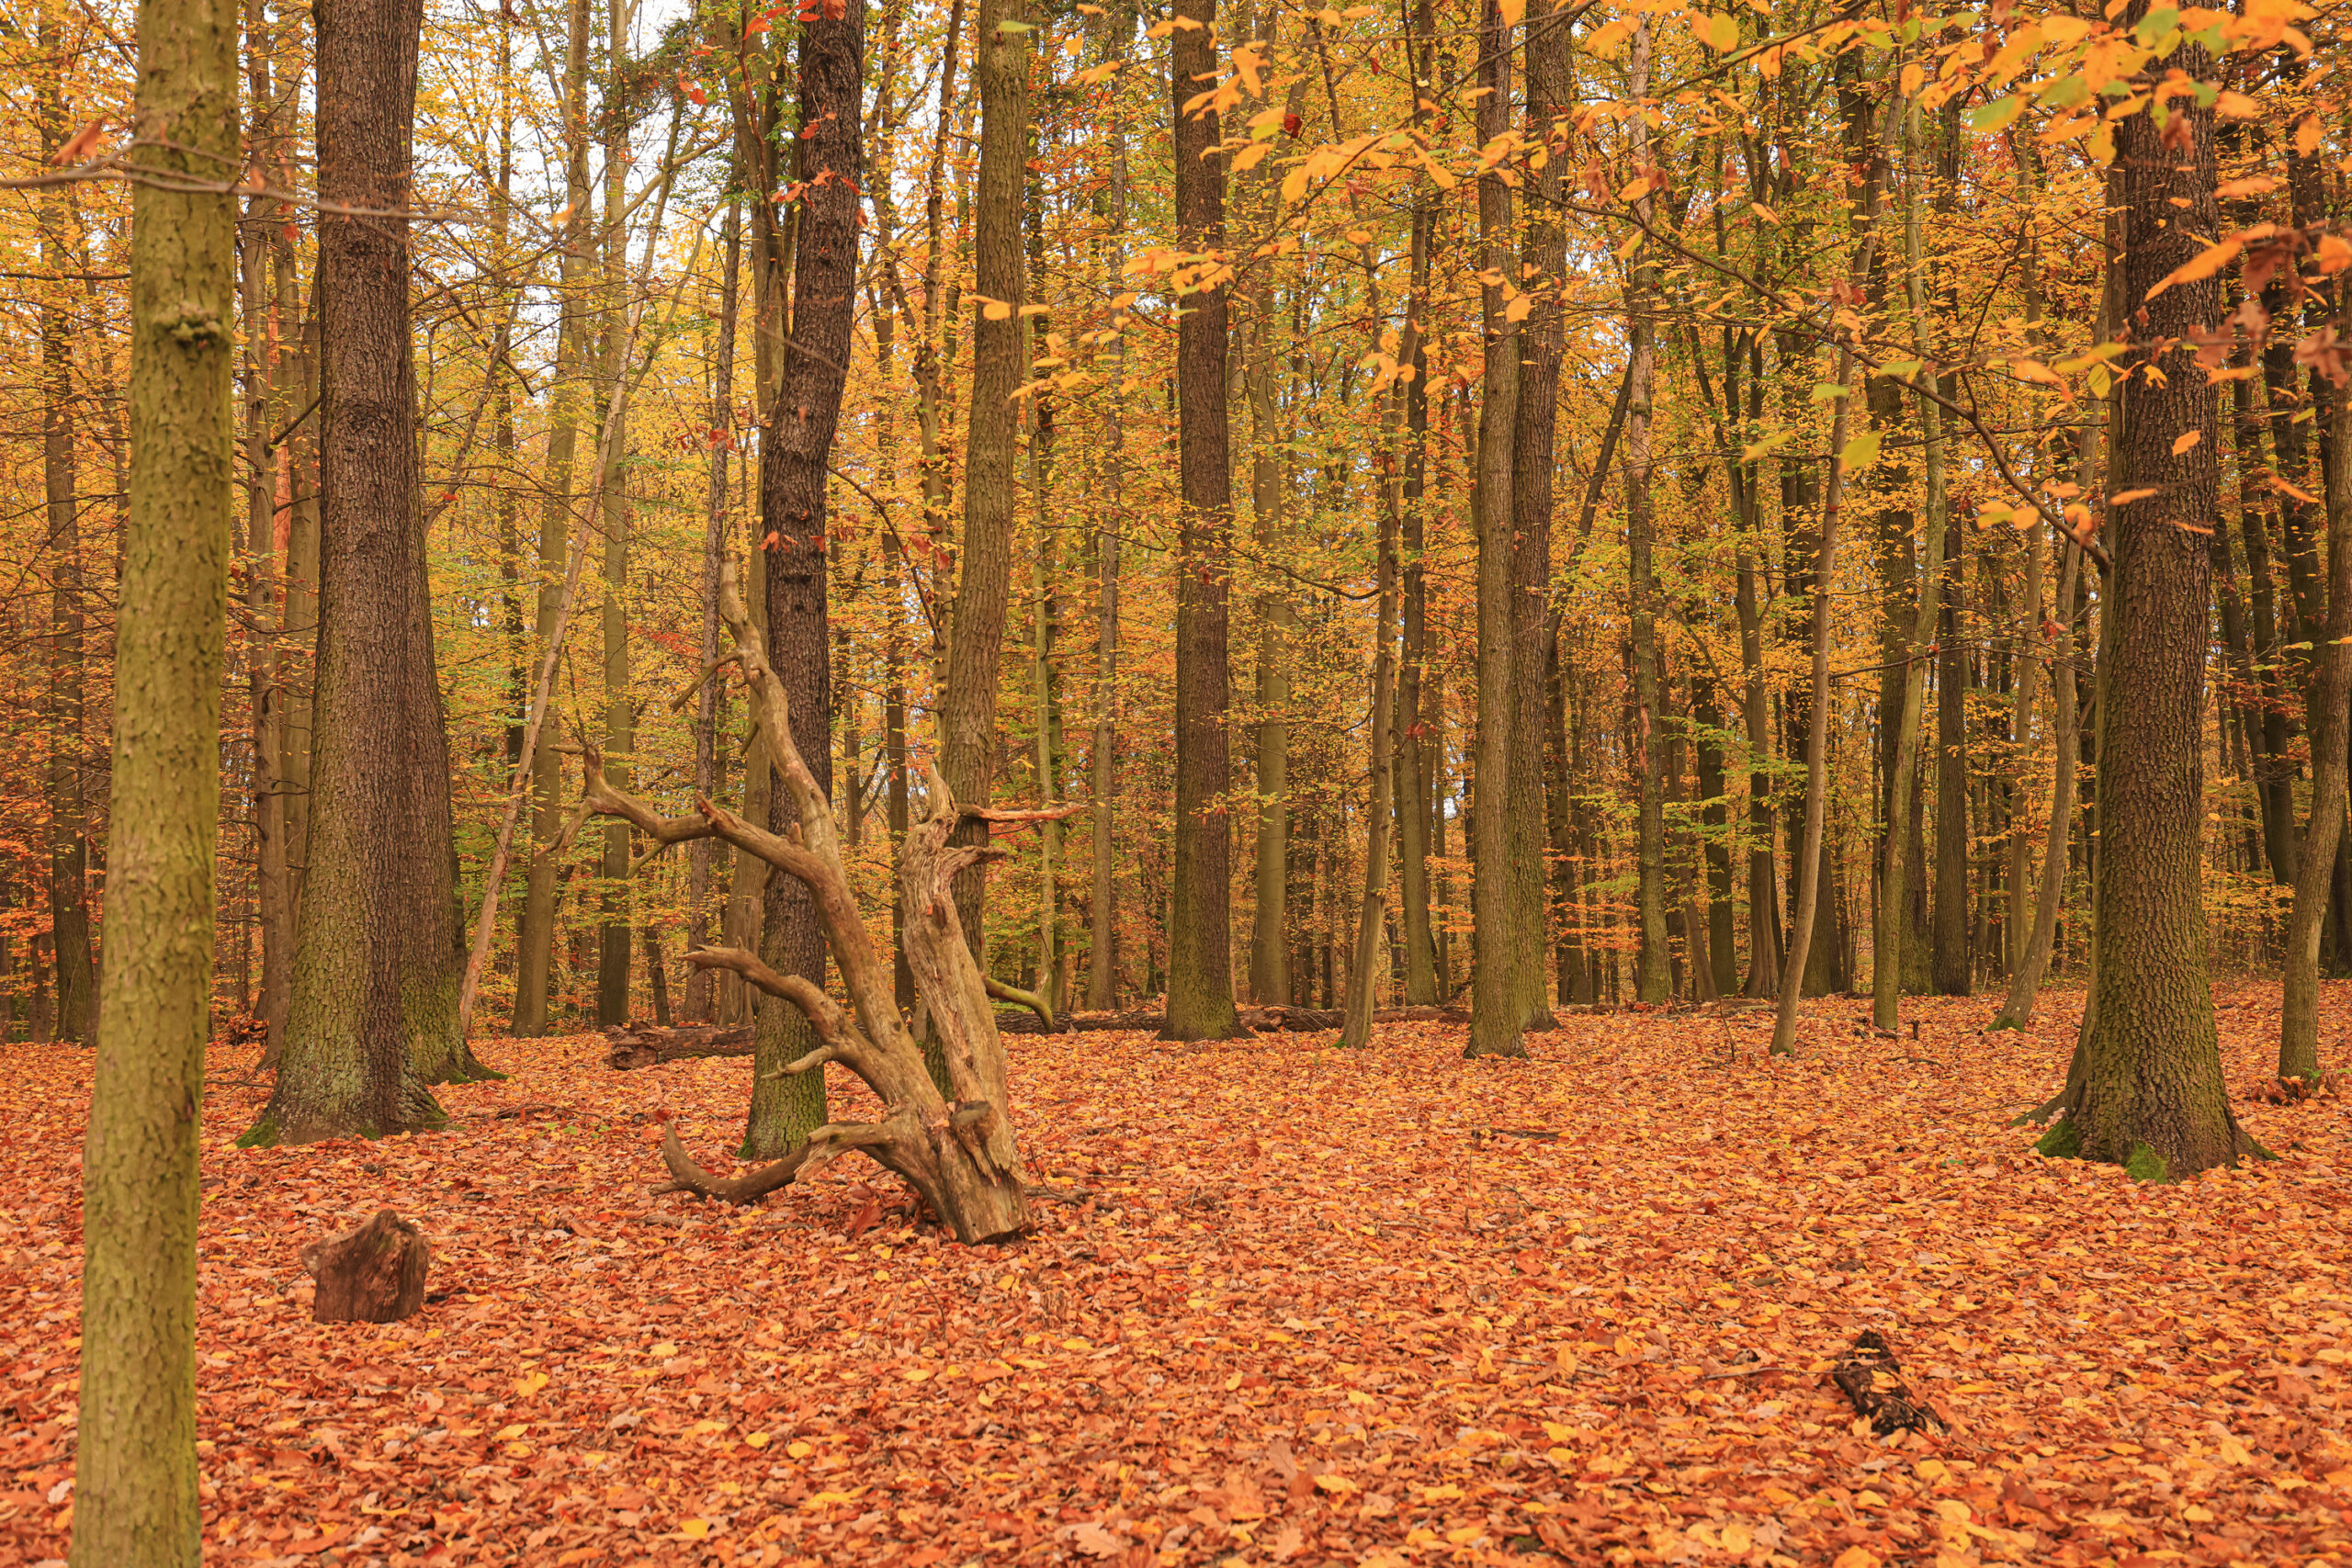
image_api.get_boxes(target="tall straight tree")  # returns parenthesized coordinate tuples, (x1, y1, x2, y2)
(1622, 20, 1668, 1004)
(743, 0, 864, 1156)
(71, 0, 234, 1555)
(36, 25, 95, 1047)
(1391, 0, 1441, 1005)
(1163, 0, 1245, 1041)
(2039, 16, 2260, 1177)
(595, 0, 636, 1028)
(513, 0, 594, 1036)
(247, 0, 481, 1145)
(1508, 5, 1566, 1027)
(935, 0, 1027, 1010)
(1463, 0, 1522, 1059)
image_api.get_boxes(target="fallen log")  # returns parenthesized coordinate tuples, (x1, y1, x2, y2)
(605, 1023, 754, 1069)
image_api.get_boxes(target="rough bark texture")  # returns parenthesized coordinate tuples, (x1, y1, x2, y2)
(1163, 0, 1244, 1041)
(2041, 30, 2262, 1179)
(746, 0, 864, 1156)
(1463, 0, 1523, 1061)
(301, 1211, 429, 1324)
(71, 0, 235, 1558)
(596, 30, 637, 1031)
(1990, 537, 2081, 1031)
(1931, 505, 1971, 994)
(1506, 9, 1568, 1030)
(247, 0, 463, 1146)
(685, 200, 742, 1023)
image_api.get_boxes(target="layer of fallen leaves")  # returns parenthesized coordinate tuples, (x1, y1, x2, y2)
(5, 981, 2352, 1568)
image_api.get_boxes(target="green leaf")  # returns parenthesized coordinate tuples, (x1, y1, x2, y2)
(1879, 358, 1924, 378)
(2132, 6, 2178, 43)
(1838, 432, 1882, 470)
(1967, 96, 2025, 134)
(2036, 74, 2087, 109)
(1809, 382, 1852, 403)
(995, 17, 1035, 31)
(1703, 11, 1738, 51)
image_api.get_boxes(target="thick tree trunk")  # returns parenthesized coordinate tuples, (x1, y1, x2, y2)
(72, 0, 234, 1555)
(1163, 0, 1245, 1041)
(1464, 0, 1522, 1059)
(745, 0, 863, 1156)
(2041, 26, 2261, 1179)
(249, 0, 471, 1146)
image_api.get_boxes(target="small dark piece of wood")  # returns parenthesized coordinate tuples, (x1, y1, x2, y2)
(605, 1022, 756, 1069)
(300, 1210, 430, 1324)
(1829, 1329, 1942, 1436)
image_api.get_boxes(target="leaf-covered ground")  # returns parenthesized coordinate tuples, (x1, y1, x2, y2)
(6, 983, 2352, 1567)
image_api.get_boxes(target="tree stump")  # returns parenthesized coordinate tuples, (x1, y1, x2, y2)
(300, 1210, 429, 1323)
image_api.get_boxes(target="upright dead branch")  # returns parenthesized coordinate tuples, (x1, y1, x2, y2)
(571, 560, 1067, 1244)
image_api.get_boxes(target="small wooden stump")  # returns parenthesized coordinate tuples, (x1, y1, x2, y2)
(300, 1210, 430, 1323)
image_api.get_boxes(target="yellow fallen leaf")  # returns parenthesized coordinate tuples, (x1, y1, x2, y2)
(679, 1518, 709, 1540)
(514, 1371, 549, 1398)
(494, 1424, 527, 1440)
(786, 1440, 815, 1460)
(648, 1342, 678, 1359)
(744, 1432, 771, 1449)
(1721, 1520, 1753, 1552)
(1315, 1472, 1359, 1494)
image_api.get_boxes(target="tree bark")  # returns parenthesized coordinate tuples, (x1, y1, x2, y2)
(250, 0, 474, 1146)
(1463, 0, 1522, 1059)
(1990, 534, 2081, 1031)
(596, 1, 636, 1030)
(1085, 23, 1127, 1013)
(744, 0, 863, 1156)
(685, 199, 742, 1024)
(72, 0, 235, 1553)
(2040, 21, 2261, 1179)
(1163, 0, 1245, 1041)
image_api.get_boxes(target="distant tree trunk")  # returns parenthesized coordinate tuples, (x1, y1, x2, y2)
(1162, 0, 1245, 1042)
(1463, 0, 1523, 1059)
(1505, 7, 1567, 1028)
(744, 0, 863, 1156)
(514, 0, 594, 1037)
(2040, 21, 2260, 1178)
(1930, 489, 1971, 994)
(1085, 38, 1126, 1014)
(936, 0, 1027, 1011)
(1391, 0, 1439, 1009)
(597, 16, 635, 1031)
(1733, 336, 1781, 998)
(240, 0, 294, 1055)
(251, 0, 479, 1146)
(684, 198, 741, 1024)
(2279, 373, 2352, 1081)
(1692, 678, 1737, 996)
(1623, 178, 1668, 1003)
(36, 37, 95, 1047)
(70, 0, 234, 1555)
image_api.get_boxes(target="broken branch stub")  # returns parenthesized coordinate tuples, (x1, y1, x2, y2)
(573, 560, 1035, 1243)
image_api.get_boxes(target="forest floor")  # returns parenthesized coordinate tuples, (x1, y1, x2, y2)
(5, 982, 2352, 1568)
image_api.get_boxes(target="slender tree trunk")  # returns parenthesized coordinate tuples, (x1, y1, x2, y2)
(1085, 33, 1126, 1012)
(1163, 0, 1244, 1041)
(1463, 0, 1522, 1059)
(36, 38, 95, 1047)
(1392, 0, 1440, 1007)
(685, 198, 742, 1024)
(513, 0, 594, 1036)
(1990, 536, 2082, 1031)
(2041, 21, 2260, 1178)
(744, 0, 864, 1156)
(70, 0, 235, 1556)
(1623, 75, 1668, 1004)
(1930, 472, 1971, 993)
(1507, 6, 1567, 1029)
(2279, 375, 2352, 1081)
(597, 9, 635, 1029)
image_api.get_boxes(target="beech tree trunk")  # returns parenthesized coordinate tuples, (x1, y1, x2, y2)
(596, 14, 636, 1030)
(2041, 19, 2261, 1179)
(249, 0, 474, 1145)
(1463, 0, 1522, 1059)
(71, 0, 235, 1555)
(685, 198, 742, 1024)
(1163, 0, 1245, 1041)
(745, 0, 863, 1156)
